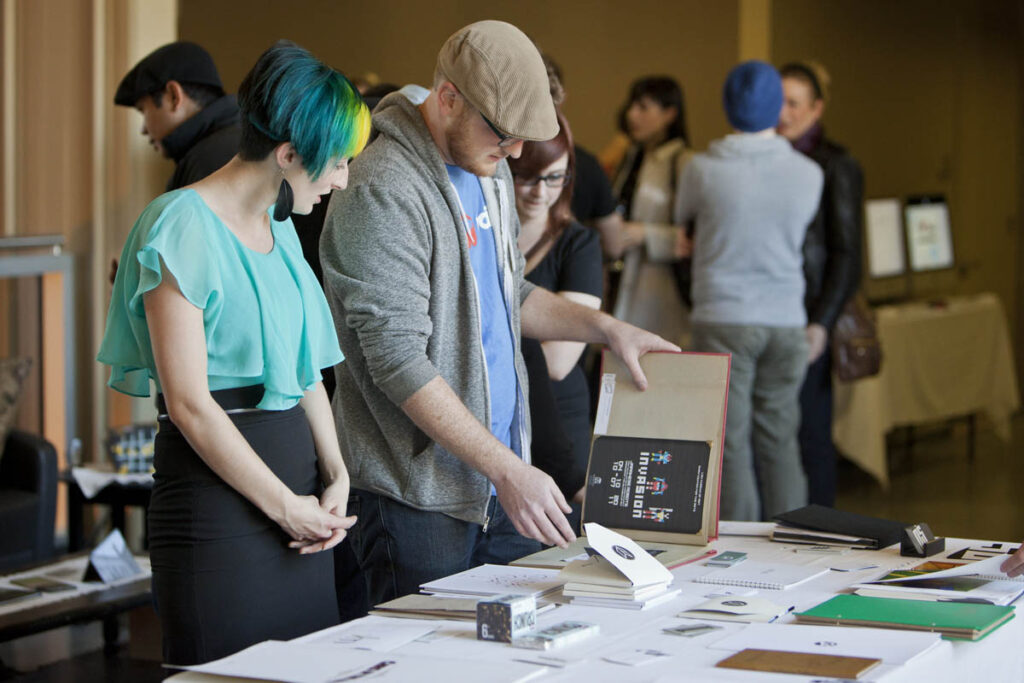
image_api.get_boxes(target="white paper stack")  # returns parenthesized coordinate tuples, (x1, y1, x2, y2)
(693, 561, 828, 590)
(560, 556, 678, 609)
(419, 564, 563, 599)
(558, 523, 680, 610)
(568, 588, 681, 611)
(180, 640, 548, 683)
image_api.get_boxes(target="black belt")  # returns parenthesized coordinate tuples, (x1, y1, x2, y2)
(156, 385, 265, 418)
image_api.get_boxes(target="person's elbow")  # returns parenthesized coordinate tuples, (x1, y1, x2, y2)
(547, 364, 571, 382)
(163, 391, 217, 432)
(546, 354, 578, 382)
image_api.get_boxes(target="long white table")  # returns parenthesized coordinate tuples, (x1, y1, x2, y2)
(167, 532, 1023, 682)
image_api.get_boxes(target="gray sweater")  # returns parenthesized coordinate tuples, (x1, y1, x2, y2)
(320, 90, 534, 524)
(675, 134, 823, 327)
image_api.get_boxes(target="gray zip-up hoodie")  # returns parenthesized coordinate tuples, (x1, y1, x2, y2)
(320, 89, 534, 525)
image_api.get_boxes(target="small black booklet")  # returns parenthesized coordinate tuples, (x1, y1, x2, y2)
(773, 505, 906, 550)
(585, 435, 711, 536)
(0, 587, 40, 606)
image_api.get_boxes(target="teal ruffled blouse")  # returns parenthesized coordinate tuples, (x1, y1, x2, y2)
(97, 188, 343, 411)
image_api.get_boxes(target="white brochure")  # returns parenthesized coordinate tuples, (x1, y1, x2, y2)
(420, 564, 563, 598)
(584, 522, 674, 588)
(292, 615, 436, 652)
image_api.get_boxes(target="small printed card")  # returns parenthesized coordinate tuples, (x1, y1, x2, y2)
(83, 529, 143, 584)
(602, 647, 673, 666)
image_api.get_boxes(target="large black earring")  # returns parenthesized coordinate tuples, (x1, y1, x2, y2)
(273, 174, 293, 222)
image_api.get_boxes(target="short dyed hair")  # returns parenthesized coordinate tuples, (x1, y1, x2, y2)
(238, 41, 371, 179)
(508, 108, 576, 244)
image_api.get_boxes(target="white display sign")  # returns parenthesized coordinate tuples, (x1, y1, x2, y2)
(905, 199, 954, 271)
(865, 198, 906, 278)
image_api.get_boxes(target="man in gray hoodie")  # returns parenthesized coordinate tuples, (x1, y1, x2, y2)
(675, 61, 823, 522)
(321, 20, 676, 603)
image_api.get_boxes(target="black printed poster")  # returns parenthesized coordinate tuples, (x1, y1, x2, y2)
(585, 436, 710, 535)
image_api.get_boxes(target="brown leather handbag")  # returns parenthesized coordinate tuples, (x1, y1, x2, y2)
(831, 294, 882, 382)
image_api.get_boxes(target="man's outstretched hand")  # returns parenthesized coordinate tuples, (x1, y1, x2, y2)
(493, 460, 575, 548)
(602, 318, 681, 390)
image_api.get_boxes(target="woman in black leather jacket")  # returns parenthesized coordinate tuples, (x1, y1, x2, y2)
(778, 61, 864, 507)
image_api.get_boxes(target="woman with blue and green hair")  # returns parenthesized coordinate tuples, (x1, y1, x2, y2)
(98, 41, 370, 665)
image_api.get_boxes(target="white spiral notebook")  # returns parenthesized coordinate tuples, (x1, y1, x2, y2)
(694, 561, 828, 590)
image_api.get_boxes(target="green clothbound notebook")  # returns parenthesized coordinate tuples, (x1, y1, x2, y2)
(795, 594, 1015, 641)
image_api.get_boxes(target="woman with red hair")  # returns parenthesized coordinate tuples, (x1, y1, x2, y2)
(510, 110, 603, 509)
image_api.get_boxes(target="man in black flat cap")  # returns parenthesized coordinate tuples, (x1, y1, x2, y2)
(115, 41, 240, 191)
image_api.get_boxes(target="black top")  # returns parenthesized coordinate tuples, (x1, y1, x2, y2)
(291, 196, 336, 397)
(293, 198, 331, 286)
(526, 222, 604, 490)
(521, 338, 582, 498)
(161, 95, 241, 192)
(801, 136, 864, 330)
(525, 222, 603, 299)
(570, 145, 617, 223)
(612, 145, 644, 219)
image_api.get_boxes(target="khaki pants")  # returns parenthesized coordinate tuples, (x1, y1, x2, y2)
(691, 323, 809, 521)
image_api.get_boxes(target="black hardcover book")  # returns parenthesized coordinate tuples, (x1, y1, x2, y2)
(585, 435, 711, 535)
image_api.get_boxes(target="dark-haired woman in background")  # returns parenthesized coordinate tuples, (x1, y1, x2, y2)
(777, 61, 863, 508)
(611, 76, 694, 346)
(510, 110, 603, 512)
(97, 41, 370, 665)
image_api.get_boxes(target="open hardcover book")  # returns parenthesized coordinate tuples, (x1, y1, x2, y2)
(515, 351, 729, 569)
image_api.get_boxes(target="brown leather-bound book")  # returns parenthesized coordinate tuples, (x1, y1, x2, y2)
(716, 648, 882, 679)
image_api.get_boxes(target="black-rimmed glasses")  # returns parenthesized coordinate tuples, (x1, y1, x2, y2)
(480, 112, 520, 149)
(513, 171, 572, 188)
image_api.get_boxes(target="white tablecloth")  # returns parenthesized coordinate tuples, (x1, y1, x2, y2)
(833, 293, 1020, 486)
(71, 466, 153, 499)
(166, 533, 1023, 683)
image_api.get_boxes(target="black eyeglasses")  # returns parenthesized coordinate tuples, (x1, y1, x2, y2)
(480, 112, 520, 149)
(513, 171, 572, 188)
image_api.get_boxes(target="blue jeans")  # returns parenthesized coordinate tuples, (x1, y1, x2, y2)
(346, 489, 542, 606)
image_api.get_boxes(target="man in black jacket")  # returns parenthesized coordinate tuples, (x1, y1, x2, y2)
(114, 42, 240, 191)
(778, 62, 863, 508)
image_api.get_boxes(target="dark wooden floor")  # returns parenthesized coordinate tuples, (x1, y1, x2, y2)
(3, 412, 1023, 682)
(836, 414, 1024, 544)
(0, 647, 166, 683)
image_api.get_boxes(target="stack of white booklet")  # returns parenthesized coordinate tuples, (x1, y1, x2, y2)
(558, 523, 680, 610)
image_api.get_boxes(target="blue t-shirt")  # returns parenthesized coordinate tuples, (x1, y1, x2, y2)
(446, 165, 518, 452)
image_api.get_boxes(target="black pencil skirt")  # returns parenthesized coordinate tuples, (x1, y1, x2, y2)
(149, 403, 339, 665)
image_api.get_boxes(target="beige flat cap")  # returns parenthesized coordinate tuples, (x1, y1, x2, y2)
(436, 20, 558, 142)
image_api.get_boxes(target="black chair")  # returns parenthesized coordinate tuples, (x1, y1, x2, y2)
(0, 429, 57, 572)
